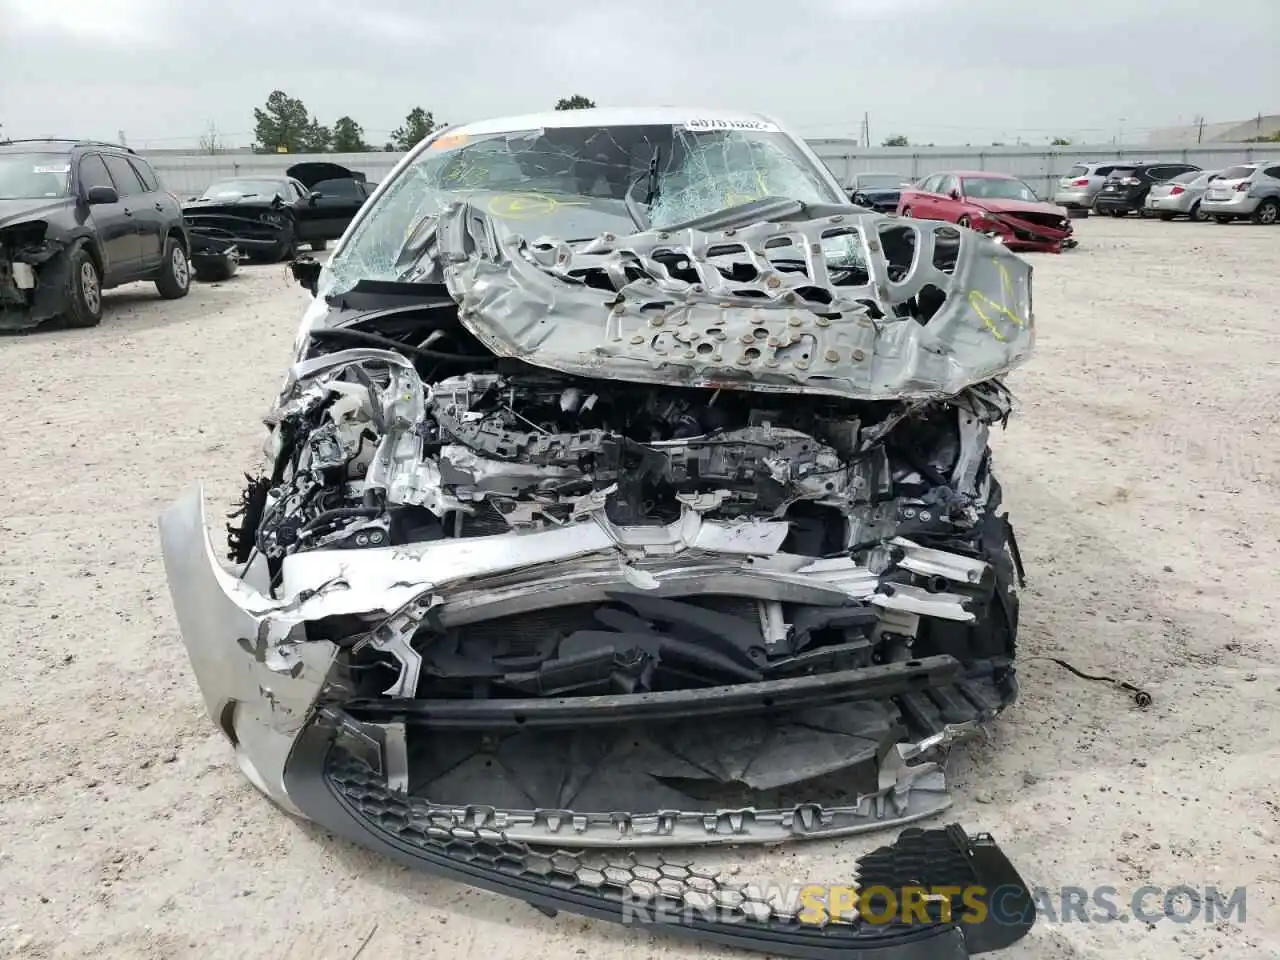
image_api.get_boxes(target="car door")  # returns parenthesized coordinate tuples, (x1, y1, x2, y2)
(932, 174, 963, 222)
(307, 177, 367, 239)
(101, 152, 159, 273)
(76, 152, 138, 281)
(287, 178, 323, 241)
(127, 156, 175, 267)
(902, 174, 937, 216)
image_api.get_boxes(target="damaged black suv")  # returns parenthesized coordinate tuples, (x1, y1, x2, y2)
(0, 139, 191, 331)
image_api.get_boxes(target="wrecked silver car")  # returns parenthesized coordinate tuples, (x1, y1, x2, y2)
(161, 109, 1036, 957)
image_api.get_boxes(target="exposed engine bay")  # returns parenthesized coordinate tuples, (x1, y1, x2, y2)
(227, 212, 1026, 843)
(0, 221, 65, 329)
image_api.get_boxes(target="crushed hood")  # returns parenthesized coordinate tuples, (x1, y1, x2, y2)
(0, 199, 68, 230)
(287, 162, 364, 189)
(435, 201, 1034, 401)
(971, 198, 1066, 218)
(184, 195, 281, 211)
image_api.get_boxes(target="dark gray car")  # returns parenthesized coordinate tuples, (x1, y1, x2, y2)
(0, 138, 191, 330)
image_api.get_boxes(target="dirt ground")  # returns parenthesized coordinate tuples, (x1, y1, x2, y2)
(1, 216, 1277, 960)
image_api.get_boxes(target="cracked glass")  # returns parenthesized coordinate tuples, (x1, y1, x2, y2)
(323, 123, 844, 297)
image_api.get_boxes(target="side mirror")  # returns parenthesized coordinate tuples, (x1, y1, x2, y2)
(308, 191, 322, 204)
(86, 185, 118, 205)
(948, 189, 961, 200)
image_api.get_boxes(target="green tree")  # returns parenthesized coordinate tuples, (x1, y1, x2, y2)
(382, 141, 396, 152)
(1051, 136, 1072, 146)
(332, 116, 370, 153)
(555, 95, 596, 111)
(391, 107, 436, 150)
(301, 115, 332, 153)
(881, 134, 909, 147)
(252, 90, 311, 153)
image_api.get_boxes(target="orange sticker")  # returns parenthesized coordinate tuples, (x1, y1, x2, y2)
(428, 132, 470, 151)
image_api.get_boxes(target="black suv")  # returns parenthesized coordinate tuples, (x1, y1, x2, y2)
(1, 139, 191, 331)
(1093, 161, 1202, 217)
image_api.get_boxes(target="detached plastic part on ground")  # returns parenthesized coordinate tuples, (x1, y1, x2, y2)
(302, 718, 1040, 959)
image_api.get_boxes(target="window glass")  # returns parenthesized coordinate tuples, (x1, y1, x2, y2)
(128, 157, 160, 191)
(0, 152, 72, 199)
(78, 154, 114, 191)
(312, 177, 363, 196)
(103, 153, 146, 196)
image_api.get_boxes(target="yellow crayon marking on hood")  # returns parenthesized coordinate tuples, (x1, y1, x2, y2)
(968, 257, 1028, 341)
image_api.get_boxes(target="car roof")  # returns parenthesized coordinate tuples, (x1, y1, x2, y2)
(209, 175, 290, 183)
(444, 106, 786, 137)
(0, 138, 133, 154)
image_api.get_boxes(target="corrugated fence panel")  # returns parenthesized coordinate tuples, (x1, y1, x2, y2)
(143, 142, 1280, 199)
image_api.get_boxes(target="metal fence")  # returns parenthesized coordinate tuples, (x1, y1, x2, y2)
(142, 140, 1280, 198)
(806, 140, 1280, 197)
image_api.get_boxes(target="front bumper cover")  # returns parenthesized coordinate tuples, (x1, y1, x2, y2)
(160, 484, 1031, 956)
(289, 711, 1034, 958)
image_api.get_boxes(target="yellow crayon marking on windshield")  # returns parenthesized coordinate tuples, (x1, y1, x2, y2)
(968, 257, 1027, 341)
(486, 193, 587, 219)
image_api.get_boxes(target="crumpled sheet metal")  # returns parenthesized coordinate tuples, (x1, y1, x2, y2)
(438, 205, 1034, 401)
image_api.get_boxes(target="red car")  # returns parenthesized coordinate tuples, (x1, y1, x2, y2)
(896, 170, 1077, 252)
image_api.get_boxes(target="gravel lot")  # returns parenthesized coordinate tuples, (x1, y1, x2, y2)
(1, 216, 1277, 960)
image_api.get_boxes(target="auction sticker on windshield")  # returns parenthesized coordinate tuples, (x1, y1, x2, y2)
(428, 132, 471, 152)
(33, 164, 71, 174)
(683, 118, 781, 133)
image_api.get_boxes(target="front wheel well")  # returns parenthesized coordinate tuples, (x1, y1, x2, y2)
(166, 228, 188, 253)
(75, 237, 105, 278)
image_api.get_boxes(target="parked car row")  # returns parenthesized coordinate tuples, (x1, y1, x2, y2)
(840, 159, 1280, 251)
(0, 138, 376, 331)
(1055, 159, 1280, 224)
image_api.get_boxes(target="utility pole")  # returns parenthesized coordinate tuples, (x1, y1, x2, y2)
(1194, 115, 1205, 143)
(863, 112, 870, 148)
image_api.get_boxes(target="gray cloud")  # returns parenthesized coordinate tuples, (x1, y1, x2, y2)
(1, 0, 1275, 148)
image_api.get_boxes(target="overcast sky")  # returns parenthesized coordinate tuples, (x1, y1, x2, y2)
(1, 0, 1276, 149)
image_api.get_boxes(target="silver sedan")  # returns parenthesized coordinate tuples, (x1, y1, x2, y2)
(1144, 169, 1219, 221)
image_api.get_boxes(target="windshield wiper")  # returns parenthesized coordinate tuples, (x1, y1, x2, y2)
(624, 144, 661, 231)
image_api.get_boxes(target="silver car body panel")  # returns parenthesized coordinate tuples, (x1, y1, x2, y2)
(438, 205, 1033, 402)
(163, 478, 992, 828)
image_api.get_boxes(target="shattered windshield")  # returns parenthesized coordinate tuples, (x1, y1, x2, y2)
(325, 122, 841, 296)
(962, 177, 1039, 202)
(0, 153, 72, 200)
(200, 179, 286, 200)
